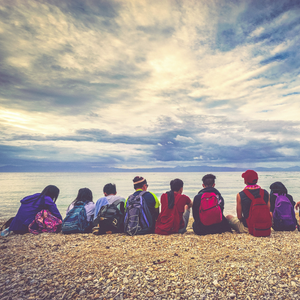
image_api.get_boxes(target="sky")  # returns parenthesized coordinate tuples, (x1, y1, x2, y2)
(0, 0, 300, 171)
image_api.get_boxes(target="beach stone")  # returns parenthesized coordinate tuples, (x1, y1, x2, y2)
(1, 221, 300, 300)
(79, 290, 86, 295)
(213, 280, 219, 286)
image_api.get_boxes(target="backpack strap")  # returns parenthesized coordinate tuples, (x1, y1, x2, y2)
(243, 188, 264, 201)
(111, 199, 123, 208)
(112, 200, 124, 214)
(138, 191, 147, 197)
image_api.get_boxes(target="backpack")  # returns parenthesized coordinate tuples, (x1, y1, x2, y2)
(155, 193, 181, 235)
(273, 193, 297, 231)
(28, 210, 62, 234)
(199, 192, 222, 226)
(244, 189, 272, 237)
(124, 191, 153, 236)
(92, 200, 124, 235)
(62, 202, 90, 234)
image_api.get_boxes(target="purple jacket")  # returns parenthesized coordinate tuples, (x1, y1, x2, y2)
(9, 193, 62, 233)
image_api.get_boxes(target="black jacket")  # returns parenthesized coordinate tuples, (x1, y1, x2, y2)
(192, 187, 231, 235)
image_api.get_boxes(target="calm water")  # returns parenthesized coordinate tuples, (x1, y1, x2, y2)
(0, 172, 299, 219)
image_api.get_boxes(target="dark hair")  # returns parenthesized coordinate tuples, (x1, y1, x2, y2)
(40, 185, 60, 203)
(170, 178, 183, 192)
(103, 183, 116, 195)
(270, 181, 288, 196)
(202, 174, 216, 187)
(246, 179, 258, 185)
(72, 188, 93, 206)
(133, 176, 147, 190)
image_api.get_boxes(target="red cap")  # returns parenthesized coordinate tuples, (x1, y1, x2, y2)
(242, 170, 258, 184)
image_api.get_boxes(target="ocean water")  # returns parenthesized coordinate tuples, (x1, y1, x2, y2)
(0, 172, 299, 220)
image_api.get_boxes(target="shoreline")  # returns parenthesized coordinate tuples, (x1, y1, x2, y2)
(1, 220, 300, 299)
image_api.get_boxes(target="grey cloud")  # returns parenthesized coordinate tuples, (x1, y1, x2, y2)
(136, 25, 175, 38)
(47, 0, 122, 20)
(151, 138, 300, 164)
(0, 1, 150, 115)
(75, 129, 160, 145)
(247, 120, 300, 135)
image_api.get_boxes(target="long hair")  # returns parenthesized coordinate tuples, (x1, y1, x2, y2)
(270, 182, 288, 196)
(71, 188, 93, 206)
(40, 185, 60, 203)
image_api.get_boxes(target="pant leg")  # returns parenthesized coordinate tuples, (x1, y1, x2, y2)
(178, 209, 190, 234)
(228, 216, 249, 233)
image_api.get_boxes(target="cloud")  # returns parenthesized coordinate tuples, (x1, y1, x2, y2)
(174, 135, 195, 143)
(0, 0, 300, 169)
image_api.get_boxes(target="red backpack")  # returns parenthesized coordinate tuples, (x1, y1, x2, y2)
(199, 192, 222, 226)
(155, 193, 182, 235)
(243, 189, 272, 237)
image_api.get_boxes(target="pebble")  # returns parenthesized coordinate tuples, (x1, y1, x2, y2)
(79, 289, 86, 295)
(0, 219, 299, 300)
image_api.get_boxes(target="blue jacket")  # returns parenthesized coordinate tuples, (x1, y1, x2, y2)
(9, 193, 62, 233)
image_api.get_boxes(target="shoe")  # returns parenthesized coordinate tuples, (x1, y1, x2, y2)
(0, 228, 11, 237)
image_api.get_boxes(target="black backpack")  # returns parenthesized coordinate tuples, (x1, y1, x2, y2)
(92, 200, 124, 235)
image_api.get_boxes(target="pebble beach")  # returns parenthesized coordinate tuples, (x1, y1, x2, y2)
(1, 220, 300, 300)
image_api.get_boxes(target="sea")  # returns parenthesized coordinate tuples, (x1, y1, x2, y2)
(1, 172, 299, 220)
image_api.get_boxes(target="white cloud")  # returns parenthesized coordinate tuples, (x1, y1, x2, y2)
(174, 135, 195, 143)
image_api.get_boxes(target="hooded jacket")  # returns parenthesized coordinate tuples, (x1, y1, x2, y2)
(9, 193, 62, 233)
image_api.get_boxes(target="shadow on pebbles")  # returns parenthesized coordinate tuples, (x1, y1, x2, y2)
(1, 220, 300, 300)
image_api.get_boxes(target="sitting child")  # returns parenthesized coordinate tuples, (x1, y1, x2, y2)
(270, 181, 298, 231)
(193, 174, 231, 235)
(9, 185, 62, 234)
(155, 178, 192, 235)
(63, 188, 95, 233)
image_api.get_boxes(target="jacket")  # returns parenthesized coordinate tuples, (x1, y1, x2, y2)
(9, 193, 62, 233)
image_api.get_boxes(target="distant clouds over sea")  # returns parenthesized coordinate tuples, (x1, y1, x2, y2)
(0, 0, 300, 171)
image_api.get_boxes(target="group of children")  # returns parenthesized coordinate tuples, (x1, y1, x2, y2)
(3, 170, 300, 237)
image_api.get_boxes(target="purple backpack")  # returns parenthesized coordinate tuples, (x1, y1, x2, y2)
(28, 209, 62, 234)
(273, 194, 297, 231)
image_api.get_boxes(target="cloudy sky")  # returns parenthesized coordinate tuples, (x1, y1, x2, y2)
(1, 0, 300, 171)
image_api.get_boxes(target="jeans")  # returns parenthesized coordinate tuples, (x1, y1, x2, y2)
(178, 209, 190, 234)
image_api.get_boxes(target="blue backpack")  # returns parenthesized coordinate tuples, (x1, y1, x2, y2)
(124, 191, 153, 236)
(62, 202, 90, 234)
(273, 193, 297, 231)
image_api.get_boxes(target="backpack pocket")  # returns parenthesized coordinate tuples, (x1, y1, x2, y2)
(253, 221, 271, 237)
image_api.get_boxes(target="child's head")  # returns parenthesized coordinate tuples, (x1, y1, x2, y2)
(270, 181, 287, 195)
(170, 178, 183, 192)
(103, 183, 117, 196)
(75, 188, 93, 204)
(41, 185, 60, 203)
(202, 174, 216, 187)
(242, 170, 258, 185)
